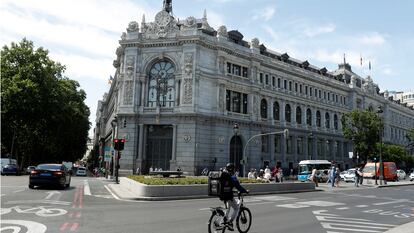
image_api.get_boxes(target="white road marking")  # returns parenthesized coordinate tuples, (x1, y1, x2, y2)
(104, 185, 120, 200)
(313, 210, 396, 233)
(0, 220, 47, 233)
(356, 205, 369, 208)
(252, 196, 297, 202)
(373, 199, 408, 206)
(277, 201, 345, 209)
(336, 207, 349, 210)
(44, 191, 61, 200)
(5, 199, 71, 206)
(83, 180, 91, 196)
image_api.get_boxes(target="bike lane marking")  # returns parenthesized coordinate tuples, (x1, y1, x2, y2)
(0, 219, 47, 233)
(83, 180, 91, 196)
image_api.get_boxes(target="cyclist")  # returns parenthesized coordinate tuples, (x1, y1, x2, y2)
(220, 163, 249, 231)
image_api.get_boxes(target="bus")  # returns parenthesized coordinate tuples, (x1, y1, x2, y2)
(298, 160, 332, 182)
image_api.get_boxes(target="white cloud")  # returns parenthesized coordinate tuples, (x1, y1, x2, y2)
(252, 7, 275, 22)
(303, 23, 336, 37)
(360, 32, 386, 45)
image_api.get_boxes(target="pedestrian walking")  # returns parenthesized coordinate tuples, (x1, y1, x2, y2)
(310, 168, 319, 187)
(335, 167, 340, 187)
(330, 166, 337, 187)
(354, 168, 361, 187)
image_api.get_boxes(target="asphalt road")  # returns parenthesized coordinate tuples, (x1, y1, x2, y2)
(1, 175, 413, 233)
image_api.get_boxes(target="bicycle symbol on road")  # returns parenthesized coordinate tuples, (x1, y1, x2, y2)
(1, 220, 47, 233)
(1, 205, 67, 217)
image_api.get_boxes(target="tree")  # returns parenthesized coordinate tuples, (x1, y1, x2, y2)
(341, 109, 383, 164)
(1, 38, 90, 167)
(406, 128, 414, 154)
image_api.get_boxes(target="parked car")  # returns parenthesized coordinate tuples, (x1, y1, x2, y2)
(343, 169, 356, 182)
(409, 172, 414, 181)
(26, 166, 36, 174)
(339, 171, 347, 180)
(1, 164, 20, 175)
(396, 170, 406, 181)
(29, 164, 71, 189)
(76, 167, 87, 176)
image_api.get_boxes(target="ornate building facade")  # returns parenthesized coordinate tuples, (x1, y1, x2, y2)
(93, 1, 414, 176)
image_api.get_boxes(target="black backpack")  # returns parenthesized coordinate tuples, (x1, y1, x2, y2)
(208, 171, 233, 200)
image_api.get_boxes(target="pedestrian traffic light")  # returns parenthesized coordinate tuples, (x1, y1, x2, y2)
(118, 139, 125, 151)
(113, 139, 119, 150)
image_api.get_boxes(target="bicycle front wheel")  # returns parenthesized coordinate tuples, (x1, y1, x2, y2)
(236, 207, 252, 233)
(208, 212, 226, 233)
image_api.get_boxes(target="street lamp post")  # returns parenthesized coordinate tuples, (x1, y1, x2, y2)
(377, 106, 385, 186)
(111, 117, 118, 183)
(308, 133, 314, 160)
(242, 129, 289, 177)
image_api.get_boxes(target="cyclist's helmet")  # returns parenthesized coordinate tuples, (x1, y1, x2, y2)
(226, 163, 235, 173)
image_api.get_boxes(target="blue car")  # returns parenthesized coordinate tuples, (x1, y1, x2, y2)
(1, 164, 20, 175)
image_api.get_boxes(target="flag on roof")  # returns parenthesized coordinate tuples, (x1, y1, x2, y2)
(360, 55, 362, 66)
(108, 75, 113, 84)
(369, 61, 371, 70)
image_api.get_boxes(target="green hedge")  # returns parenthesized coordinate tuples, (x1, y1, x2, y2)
(127, 175, 266, 185)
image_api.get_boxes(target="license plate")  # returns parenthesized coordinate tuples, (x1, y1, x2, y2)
(40, 173, 52, 177)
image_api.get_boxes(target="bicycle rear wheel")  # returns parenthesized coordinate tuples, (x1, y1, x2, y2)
(208, 212, 226, 233)
(236, 207, 252, 233)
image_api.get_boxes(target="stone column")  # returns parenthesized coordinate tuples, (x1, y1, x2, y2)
(292, 104, 297, 127)
(304, 135, 309, 160)
(269, 98, 274, 124)
(281, 100, 286, 126)
(269, 135, 275, 166)
(170, 124, 178, 170)
(312, 108, 317, 130)
(136, 124, 144, 173)
(313, 137, 318, 160)
(292, 135, 298, 163)
(140, 79, 146, 106)
(301, 105, 306, 129)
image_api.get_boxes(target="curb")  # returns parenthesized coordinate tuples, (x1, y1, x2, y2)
(377, 183, 414, 188)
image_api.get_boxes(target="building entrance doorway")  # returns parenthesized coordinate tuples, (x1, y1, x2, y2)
(230, 135, 243, 176)
(145, 125, 173, 172)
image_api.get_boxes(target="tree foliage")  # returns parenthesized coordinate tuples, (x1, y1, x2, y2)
(1, 38, 90, 167)
(341, 109, 383, 163)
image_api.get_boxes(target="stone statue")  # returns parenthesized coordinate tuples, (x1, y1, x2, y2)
(217, 25, 227, 37)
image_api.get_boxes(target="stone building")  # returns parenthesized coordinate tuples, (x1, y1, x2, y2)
(93, 1, 414, 176)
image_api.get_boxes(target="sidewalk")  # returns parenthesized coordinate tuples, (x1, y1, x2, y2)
(384, 221, 414, 233)
(316, 179, 413, 192)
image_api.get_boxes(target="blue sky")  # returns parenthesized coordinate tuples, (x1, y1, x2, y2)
(1, 0, 413, 137)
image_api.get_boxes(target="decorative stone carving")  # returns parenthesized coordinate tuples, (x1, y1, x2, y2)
(113, 60, 120, 68)
(183, 16, 197, 28)
(362, 75, 376, 95)
(183, 79, 193, 104)
(218, 136, 225, 144)
(121, 32, 126, 40)
(218, 56, 225, 75)
(183, 134, 191, 142)
(123, 81, 133, 105)
(126, 56, 135, 79)
(127, 21, 139, 32)
(251, 38, 260, 47)
(253, 96, 259, 115)
(184, 53, 193, 76)
(217, 25, 228, 37)
(218, 85, 224, 111)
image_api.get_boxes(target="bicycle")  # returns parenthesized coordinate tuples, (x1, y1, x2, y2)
(208, 192, 252, 233)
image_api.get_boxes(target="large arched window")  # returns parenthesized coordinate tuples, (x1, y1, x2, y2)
(285, 104, 291, 122)
(148, 60, 175, 107)
(325, 112, 330, 129)
(334, 114, 338, 130)
(306, 108, 312, 126)
(296, 106, 302, 124)
(261, 99, 267, 118)
(273, 101, 280, 120)
(316, 110, 321, 127)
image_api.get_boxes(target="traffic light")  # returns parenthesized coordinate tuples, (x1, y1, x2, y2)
(113, 139, 119, 150)
(118, 139, 125, 151)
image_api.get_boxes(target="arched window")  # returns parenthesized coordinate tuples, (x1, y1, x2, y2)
(148, 60, 175, 107)
(285, 104, 291, 122)
(261, 99, 267, 118)
(273, 101, 280, 120)
(306, 108, 312, 126)
(316, 110, 321, 127)
(334, 114, 338, 130)
(296, 106, 302, 124)
(325, 112, 330, 128)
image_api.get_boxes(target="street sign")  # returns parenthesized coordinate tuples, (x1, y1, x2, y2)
(348, 152, 353, 159)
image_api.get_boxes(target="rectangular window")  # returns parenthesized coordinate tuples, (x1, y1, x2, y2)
(242, 67, 248, 77)
(286, 136, 292, 154)
(265, 74, 269, 85)
(274, 135, 281, 153)
(284, 80, 287, 89)
(295, 83, 298, 92)
(299, 84, 302, 93)
(272, 76, 275, 87)
(278, 78, 281, 88)
(310, 87, 313, 96)
(232, 91, 241, 113)
(259, 73, 263, 83)
(305, 86, 308, 95)
(227, 62, 231, 74)
(319, 90, 322, 98)
(327, 92, 330, 101)
(289, 81, 292, 91)
(233, 64, 241, 76)
(242, 94, 248, 114)
(335, 94, 338, 103)
(262, 135, 269, 153)
(226, 90, 231, 111)
(323, 91, 326, 99)
(297, 137, 303, 155)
